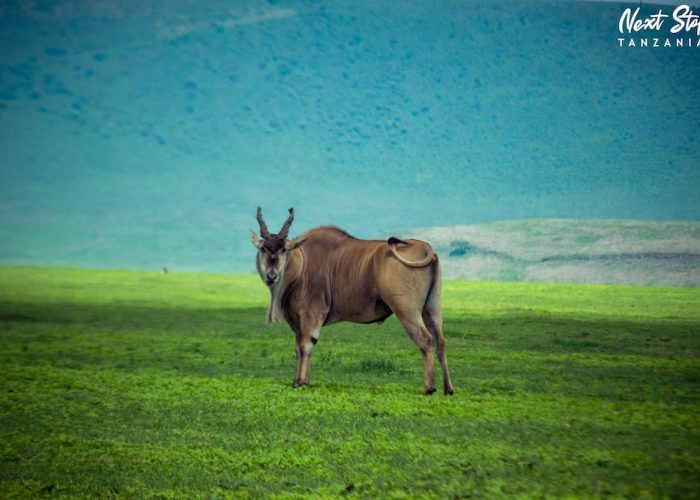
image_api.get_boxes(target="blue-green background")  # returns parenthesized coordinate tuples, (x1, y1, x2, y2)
(1, 0, 698, 272)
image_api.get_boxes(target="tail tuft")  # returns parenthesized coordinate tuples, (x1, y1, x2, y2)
(388, 236, 408, 245)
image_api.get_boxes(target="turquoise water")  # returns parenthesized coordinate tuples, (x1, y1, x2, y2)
(1, 1, 698, 272)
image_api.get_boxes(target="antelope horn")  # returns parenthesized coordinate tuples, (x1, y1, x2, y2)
(256, 207, 271, 238)
(278, 207, 295, 239)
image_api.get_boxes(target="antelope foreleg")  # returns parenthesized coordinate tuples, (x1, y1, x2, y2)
(292, 321, 321, 388)
(292, 334, 303, 388)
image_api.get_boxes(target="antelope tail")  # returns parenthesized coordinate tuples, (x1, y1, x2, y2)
(388, 237, 436, 268)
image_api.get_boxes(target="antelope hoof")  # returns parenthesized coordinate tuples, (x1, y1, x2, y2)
(292, 380, 302, 388)
(444, 387, 455, 396)
(424, 387, 437, 396)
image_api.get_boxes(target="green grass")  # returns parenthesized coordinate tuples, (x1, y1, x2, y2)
(1, 267, 699, 498)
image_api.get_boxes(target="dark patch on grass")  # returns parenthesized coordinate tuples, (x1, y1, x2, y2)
(356, 357, 410, 375)
(1, 313, 40, 322)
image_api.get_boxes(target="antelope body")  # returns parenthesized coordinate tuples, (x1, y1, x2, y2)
(250, 208, 454, 395)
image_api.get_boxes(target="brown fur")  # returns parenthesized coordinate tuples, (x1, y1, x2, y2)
(253, 225, 454, 395)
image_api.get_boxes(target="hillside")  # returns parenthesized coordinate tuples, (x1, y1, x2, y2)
(0, 1, 698, 272)
(402, 220, 700, 286)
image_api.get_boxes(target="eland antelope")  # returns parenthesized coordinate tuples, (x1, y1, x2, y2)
(250, 207, 454, 395)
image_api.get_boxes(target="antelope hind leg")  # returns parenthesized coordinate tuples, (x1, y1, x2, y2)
(394, 310, 436, 395)
(422, 309, 454, 395)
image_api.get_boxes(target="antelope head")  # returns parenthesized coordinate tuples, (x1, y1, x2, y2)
(250, 207, 304, 286)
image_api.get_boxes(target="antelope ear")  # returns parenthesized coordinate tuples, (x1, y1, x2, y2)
(250, 230, 263, 249)
(285, 236, 306, 251)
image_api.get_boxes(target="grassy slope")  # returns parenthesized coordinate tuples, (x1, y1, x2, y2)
(405, 219, 700, 286)
(0, 267, 699, 497)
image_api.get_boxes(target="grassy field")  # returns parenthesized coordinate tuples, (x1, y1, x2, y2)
(0, 267, 699, 498)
